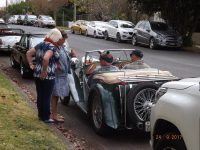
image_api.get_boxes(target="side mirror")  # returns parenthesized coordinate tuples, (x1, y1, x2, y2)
(15, 42, 20, 45)
(146, 29, 150, 32)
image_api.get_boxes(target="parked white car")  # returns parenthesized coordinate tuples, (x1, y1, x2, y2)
(35, 15, 56, 28)
(150, 77, 200, 150)
(86, 21, 107, 38)
(0, 18, 5, 23)
(8, 15, 19, 24)
(104, 20, 135, 42)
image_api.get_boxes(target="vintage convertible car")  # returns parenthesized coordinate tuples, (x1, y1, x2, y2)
(66, 49, 178, 135)
(0, 28, 24, 52)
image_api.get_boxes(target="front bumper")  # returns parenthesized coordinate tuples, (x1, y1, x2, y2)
(120, 32, 133, 40)
(43, 22, 56, 27)
(96, 31, 104, 37)
(155, 37, 182, 48)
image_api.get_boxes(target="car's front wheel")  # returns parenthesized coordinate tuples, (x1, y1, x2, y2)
(104, 31, 109, 40)
(93, 31, 97, 38)
(149, 38, 157, 49)
(90, 90, 108, 135)
(85, 30, 88, 36)
(20, 60, 29, 78)
(127, 82, 158, 125)
(79, 29, 83, 35)
(116, 33, 121, 43)
(71, 28, 75, 34)
(155, 132, 186, 150)
(10, 55, 18, 68)
(132, 35, 137, 46)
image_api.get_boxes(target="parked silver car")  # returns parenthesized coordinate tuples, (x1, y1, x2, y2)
(104, 20, 135, 43)
(23, 15, 37, 26)
(35, 15, 56, 28)
(132, 20, 183, 49)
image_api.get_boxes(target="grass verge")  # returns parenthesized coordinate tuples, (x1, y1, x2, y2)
(0, 73, 67, 150)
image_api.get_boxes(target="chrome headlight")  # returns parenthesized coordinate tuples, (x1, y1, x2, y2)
(177, 36, 183, 44)
(156, 34, 165, 41)
(155, 87, 168, 103)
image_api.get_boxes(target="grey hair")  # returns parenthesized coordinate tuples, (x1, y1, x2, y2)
(45, 28, 62, 42)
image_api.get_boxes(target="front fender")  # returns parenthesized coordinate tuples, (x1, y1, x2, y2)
(91, 84, 119, 129)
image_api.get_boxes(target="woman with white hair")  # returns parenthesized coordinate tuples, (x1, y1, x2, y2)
(26, 28, 65, 123)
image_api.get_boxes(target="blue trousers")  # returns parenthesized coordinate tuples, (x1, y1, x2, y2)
(35, 78, 55, 121)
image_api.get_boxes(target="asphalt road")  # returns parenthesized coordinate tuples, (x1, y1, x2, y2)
(1, 25, 200, 150)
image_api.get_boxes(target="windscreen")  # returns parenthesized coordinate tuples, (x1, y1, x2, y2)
(86, 50, 133, 62)
(120, 23, 134, 28)
(30, 36, 44, 48)
(150, 22, 169, 31)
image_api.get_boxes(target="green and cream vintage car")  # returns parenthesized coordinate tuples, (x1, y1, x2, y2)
(66, 49, 178, 135)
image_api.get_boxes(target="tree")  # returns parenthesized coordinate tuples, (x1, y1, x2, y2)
(8, 1, 32, 15)
(132, 0, 200, 46)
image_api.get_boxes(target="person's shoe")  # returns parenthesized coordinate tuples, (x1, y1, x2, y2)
(43, 118, 55, 123)
(53, 118, 64, 123)
(58, 114, 64, 120)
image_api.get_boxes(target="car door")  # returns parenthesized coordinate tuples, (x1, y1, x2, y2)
(37, 16, 41, 26)
(109, 21, 118, 38)
(87, 22, 94, 35)
(143, 22, 152, 44)
(12, 35, 25, 63)
(18, 35, 28, 63)
(112, 21, 118, 39)
(106, 21, 114, 38)
(137, 21, 147, 44)
(74, 20, 81, 32)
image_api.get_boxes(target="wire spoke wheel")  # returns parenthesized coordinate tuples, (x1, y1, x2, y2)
(92, 94, 103, 129)
(134, 88, 156, 121)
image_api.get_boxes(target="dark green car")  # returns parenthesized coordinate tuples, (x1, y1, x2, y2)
(66, 49, 178, 135)
(10, 33, 45, 78)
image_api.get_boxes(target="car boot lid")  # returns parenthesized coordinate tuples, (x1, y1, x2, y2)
(162, 77, 200, 90)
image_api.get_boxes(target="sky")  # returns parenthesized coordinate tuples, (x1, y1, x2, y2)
(0, 0, 25, 7)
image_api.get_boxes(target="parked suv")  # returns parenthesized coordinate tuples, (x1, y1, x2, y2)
(35, 15, 56, 28)
(104, 20, 135, 43)
(17, 15, 25, 25)
(23, 15, 37, 26)
(150, 77, 200, 150)
(132, 20, 182, 49)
